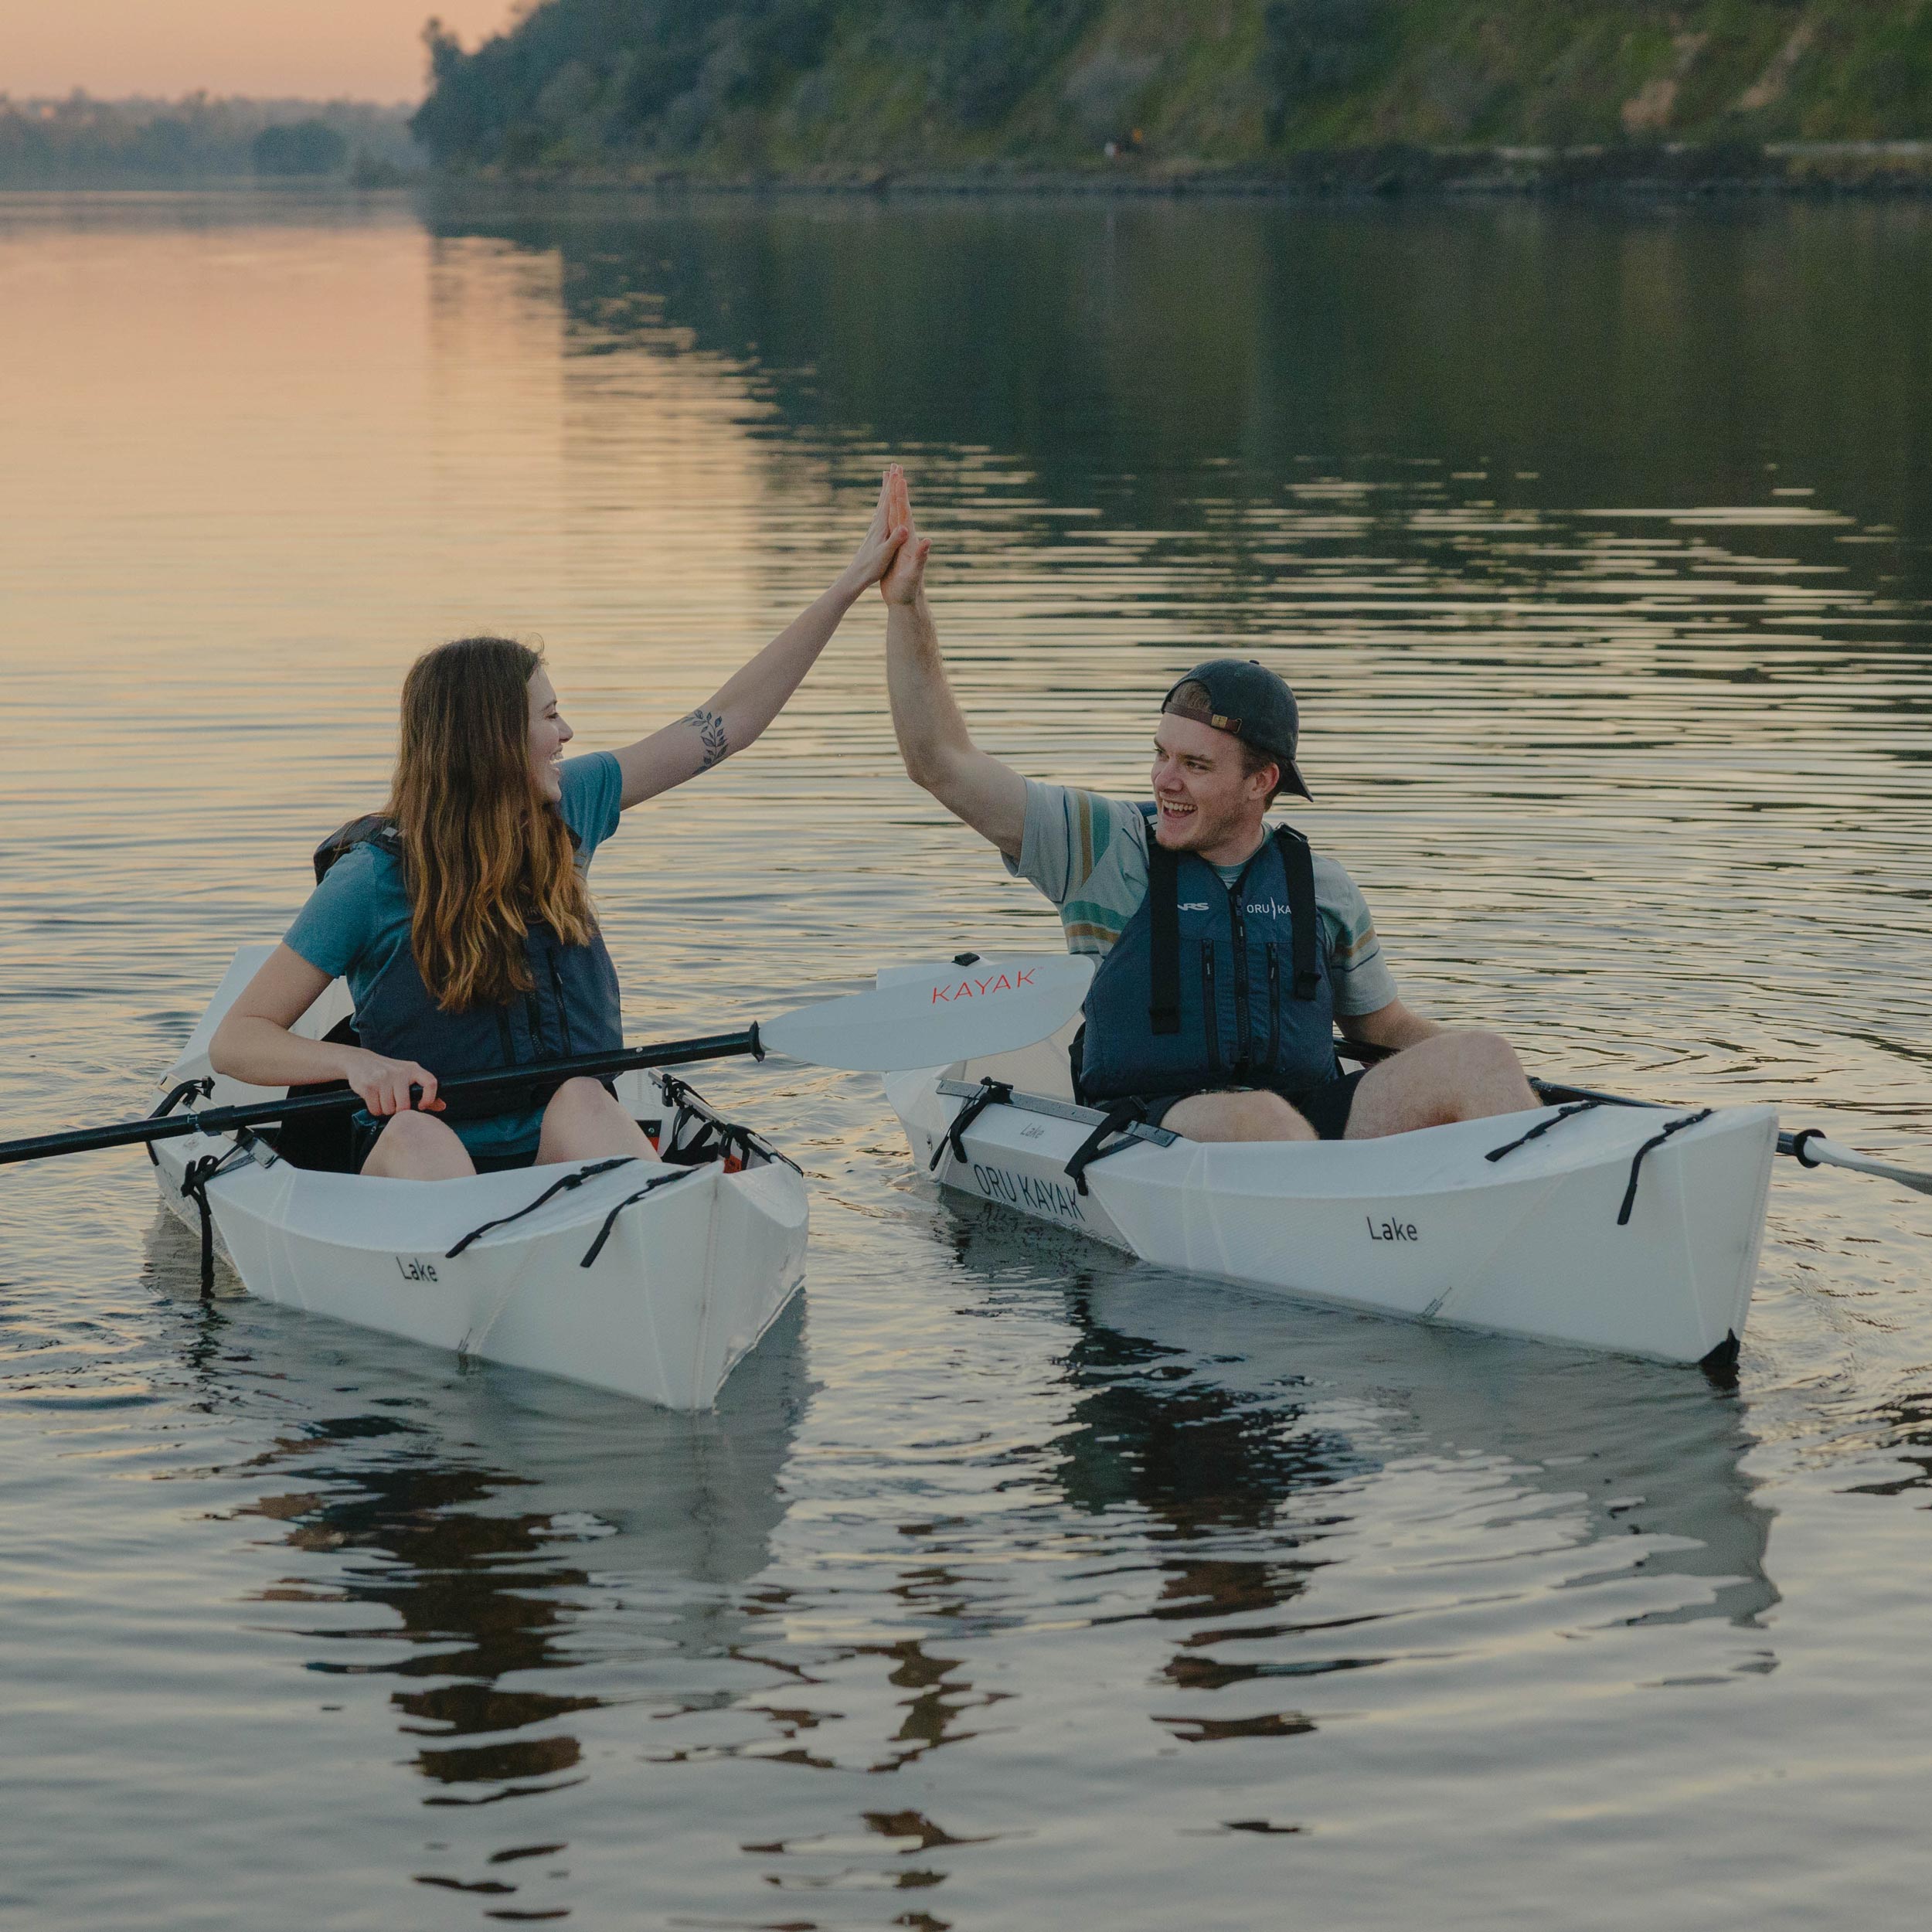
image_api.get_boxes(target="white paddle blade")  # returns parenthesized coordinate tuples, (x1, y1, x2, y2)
(1799, 1136, 1932, 1198)
(761, 956, 1094, 1073)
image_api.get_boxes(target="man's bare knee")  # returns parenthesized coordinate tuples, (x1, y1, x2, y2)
(1165, 1090, 1317, 1144)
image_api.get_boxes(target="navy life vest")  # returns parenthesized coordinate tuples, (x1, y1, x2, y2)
(312, 815, 622, 1119)
(1076, 807, 1338, 1105)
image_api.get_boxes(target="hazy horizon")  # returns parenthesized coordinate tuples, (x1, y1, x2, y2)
(7, 0, 515, 104)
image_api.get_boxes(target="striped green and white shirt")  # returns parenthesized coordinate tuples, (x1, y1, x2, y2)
(1004, 781, 1399, 1017)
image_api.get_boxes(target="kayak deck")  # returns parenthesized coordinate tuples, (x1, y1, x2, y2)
(151, 945, 808, 1410)
(883, 1029, 1776, 1369)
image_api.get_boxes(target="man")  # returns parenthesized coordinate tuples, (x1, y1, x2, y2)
(878, 470, 1536, 1143)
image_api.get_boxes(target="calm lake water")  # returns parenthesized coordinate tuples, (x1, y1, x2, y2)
(3, 188, 1930, 1930)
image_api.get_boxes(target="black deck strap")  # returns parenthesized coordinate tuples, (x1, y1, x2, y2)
(651, 1075, 716, 1165)
(1617, 1109, 1714, 1227)
(178, 1145, 249, 1298)
(580, 1169, 699, 1269)
(1485, 1098, 1607, 1164)
(230, 1124, 280, 1168)
(1272, 823, 1321, 1000)
(148, 1077, 214, 1166)
(641, 1071, 798, 1172)
(151, 1076, 215, 1119)
(661, 1106, 723, 1165)
(932, 1079, 1012, 1171)
(446, 1156, 635, 1258)
(1064, 1104, 1146, 1197)
(1148, 834, 1182, 1036)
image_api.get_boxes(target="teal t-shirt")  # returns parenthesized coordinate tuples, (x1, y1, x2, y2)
(284, 752, 625, 1157)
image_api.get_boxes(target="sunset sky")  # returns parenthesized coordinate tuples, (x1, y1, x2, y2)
(8, 0, 519, 104)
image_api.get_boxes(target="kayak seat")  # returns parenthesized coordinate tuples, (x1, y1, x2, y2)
(272, 1015, 362, 1173)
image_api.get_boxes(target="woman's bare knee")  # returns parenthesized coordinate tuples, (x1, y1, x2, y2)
(537, 1079, 655, 1165)
(543, 1077, 611, 1122)
(362, 1109, 476, 1181)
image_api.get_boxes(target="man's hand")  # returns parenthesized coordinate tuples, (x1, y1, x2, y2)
(835, 465, 912, 601)
(879, 465, 930, 606)
(880, 471, 1026, 856)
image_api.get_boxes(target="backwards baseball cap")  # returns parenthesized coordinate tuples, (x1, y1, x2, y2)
(1160, 658, 1312, 801)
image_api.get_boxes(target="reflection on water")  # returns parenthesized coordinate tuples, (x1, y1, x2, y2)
(2, 190, 1932, 1927)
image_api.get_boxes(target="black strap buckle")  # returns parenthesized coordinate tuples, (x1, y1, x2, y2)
(1485, 1098, 1606, 1164)
(932, 1079, 1012, 1171)
(446, 1156, 635, 1258)
(580, 1169, 697, 1268)
(177, 1142, 250, 1297)
(1064, 1104, 1146, 1196)
(148, 1077, 214, 1166)
(1617, 1109, 1713, 1226)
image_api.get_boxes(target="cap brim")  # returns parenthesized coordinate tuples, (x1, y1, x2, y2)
(1281, 759, 1313, 801)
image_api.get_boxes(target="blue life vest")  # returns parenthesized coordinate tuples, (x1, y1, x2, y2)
(1076, 808, 1338, 1104)
(312, 815, 623, 1117)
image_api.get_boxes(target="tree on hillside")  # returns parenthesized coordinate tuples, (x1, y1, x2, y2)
(251, 119, 349, 177)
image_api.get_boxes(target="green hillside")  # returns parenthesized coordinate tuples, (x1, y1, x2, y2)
(412, 0, 1932, 182)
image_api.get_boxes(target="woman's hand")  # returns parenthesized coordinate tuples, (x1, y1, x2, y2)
(612, 465, 913, 809)
(835, 465, 911, 600)
(338, 1048, 444, 1116)
(879, 465, 930, 606)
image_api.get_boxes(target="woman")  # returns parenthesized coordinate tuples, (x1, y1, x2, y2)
(209, 471, 909, 1180)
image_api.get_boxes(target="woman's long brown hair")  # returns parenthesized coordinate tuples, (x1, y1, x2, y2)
(384, 638, 597, 1012)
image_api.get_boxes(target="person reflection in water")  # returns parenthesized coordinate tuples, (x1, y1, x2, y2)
(208, 474, 910, 1179)
(877, 469, 1537, 1144)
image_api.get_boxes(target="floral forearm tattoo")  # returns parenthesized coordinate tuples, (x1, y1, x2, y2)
(684, 707, 730, 771)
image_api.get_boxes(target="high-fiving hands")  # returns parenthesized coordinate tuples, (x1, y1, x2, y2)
(840, 465, 913, 599)
(879, 464, 930, 606)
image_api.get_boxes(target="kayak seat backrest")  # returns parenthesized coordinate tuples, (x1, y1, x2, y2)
(272, 1014, 363, 1172)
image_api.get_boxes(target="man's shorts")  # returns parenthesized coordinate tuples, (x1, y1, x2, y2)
(1123, 1070, 1368, 1142)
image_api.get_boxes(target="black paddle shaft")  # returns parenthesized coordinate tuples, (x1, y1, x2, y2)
(0, 1029, 760, 1168)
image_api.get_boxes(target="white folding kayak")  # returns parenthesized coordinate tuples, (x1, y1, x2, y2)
(151, 945, 808, 1410)
(879, 959, 1778, 1369)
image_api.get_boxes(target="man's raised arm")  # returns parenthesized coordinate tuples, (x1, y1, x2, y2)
(880, 473, 1028, 859)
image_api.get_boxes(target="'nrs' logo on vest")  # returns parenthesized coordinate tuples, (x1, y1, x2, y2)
(932, 968, 1036, 1003)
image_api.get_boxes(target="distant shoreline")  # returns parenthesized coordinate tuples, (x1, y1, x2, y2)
(417, 141, 1932, 203)
(11, 139, 1932, 203)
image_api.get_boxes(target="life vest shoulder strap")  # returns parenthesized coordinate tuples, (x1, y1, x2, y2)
(1139, 804, 1182, 1037)
(1270, 821, 1321, 1002)
(313, 814, 403, 886)
(1137, 804, 1324, 1026)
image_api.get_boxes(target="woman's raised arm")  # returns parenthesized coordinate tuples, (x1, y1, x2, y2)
(613, 467, 908, 809)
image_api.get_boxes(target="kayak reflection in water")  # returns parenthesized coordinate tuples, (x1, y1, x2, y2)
(879, 469, 1536, 1144)
(208, 471, 911, 1181)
